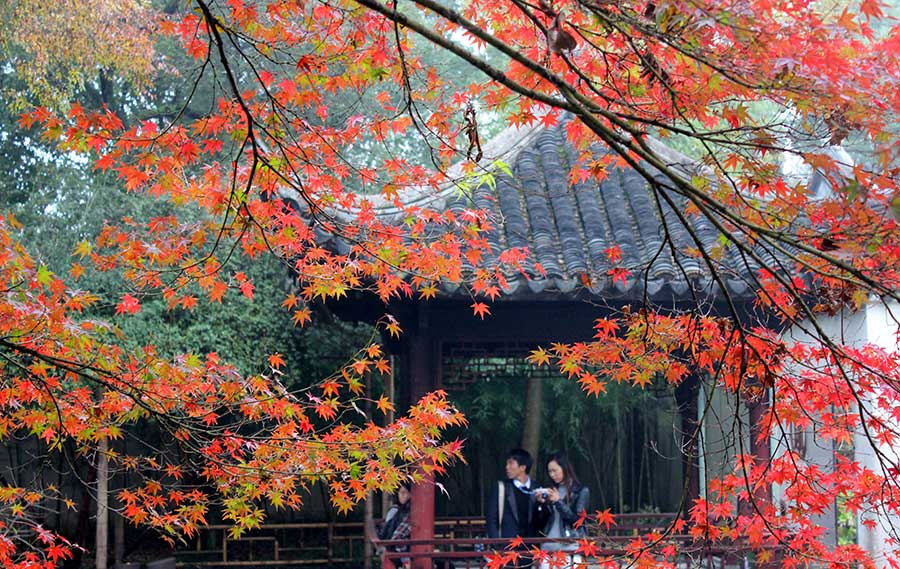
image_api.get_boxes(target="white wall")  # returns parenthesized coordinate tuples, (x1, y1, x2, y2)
(785, 301, 900, 565)
(855, 302, 900, 565)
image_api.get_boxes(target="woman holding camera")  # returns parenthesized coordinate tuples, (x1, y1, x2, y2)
(534, 452, 590, 569)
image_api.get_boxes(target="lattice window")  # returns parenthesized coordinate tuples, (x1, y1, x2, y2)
(440, 340, 562, 390)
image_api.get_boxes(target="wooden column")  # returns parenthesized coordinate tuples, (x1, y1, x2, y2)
(746, 386, 774, 569)
(520, 375, 543, 461)
(747, 387, 772, 507)
(675, 375, 701, 509)
(408, 332, 435, 569)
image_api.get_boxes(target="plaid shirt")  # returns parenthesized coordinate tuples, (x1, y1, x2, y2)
(390, 519, 411, 541)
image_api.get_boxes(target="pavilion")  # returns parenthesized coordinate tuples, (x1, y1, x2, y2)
(322, 118, 783, 568)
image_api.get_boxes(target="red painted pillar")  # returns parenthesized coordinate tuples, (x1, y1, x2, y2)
(410, 473, 435, 569)
(408, 332, 435, 569)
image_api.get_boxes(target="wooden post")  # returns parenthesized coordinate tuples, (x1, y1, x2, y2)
(744, 386, 774, 569)
(409, 332, 435, 569)
(521, 375, 543, 462)
(675, 375, 701, 509)
(113, 501, 124, 566)
(327, 522, 334, 563)
(747, 387, 772, 508)
(613, 399, 625, 514)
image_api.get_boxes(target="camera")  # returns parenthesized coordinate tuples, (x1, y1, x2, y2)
(536, 488, 550, 500)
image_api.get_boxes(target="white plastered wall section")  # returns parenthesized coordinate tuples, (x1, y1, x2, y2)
(782, 301, 900, 564)
(855, 301, 900, 566)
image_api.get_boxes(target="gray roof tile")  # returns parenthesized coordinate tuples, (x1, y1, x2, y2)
(439, 121, 764, 303)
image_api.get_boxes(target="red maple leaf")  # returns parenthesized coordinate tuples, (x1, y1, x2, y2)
(595, 508, 616, 529)
(115, 294, 141, 315)
(603, 245, 622, 263)
(471, 302, 491, 319)
(608, 267, 631, 286)
(576, 538, 599, 558)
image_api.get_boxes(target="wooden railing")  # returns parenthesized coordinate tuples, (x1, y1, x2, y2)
(374, 515, 762, 569)
(176, 514, 695, 567)
(374, 535, 755, 569)
(177, 521, 369, 566)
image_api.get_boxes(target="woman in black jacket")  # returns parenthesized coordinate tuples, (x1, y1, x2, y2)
(534, 452, 590, 569)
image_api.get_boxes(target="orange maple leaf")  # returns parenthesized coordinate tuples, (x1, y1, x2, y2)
(69, 263, 85, 280)
(351, 359, 371, 375)
(419, 284, 438, 299)
(209, 280, 228, 302)
(181, 295, 198, 311)
(321, 380, 340, 397)
(293, 308, 312, 327)
(527, 347, 551, 366)
(375, 395, 394, 414)
(860, 0, 884, 19)
(239, 280, 254, 300)
(268, 353, 285, 369)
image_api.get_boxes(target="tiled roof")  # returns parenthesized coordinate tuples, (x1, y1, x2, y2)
(454, 122, 775, 303)
(313, 120, 775, 304)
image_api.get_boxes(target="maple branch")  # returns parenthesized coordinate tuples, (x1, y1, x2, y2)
(371, 0, 897, 314)
(402, 3, 900, 316)
(351, 0, 577, 113)
(576, 1, 809, 95)
(196, 0, 338, 228)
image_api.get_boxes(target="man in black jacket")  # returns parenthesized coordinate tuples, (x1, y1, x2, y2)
(486, 448, 539, 540)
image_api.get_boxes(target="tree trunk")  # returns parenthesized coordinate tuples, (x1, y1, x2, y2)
(521, 375, 543, 462)
(382, 356, 395, 516)
(96, 438, 109, 569)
